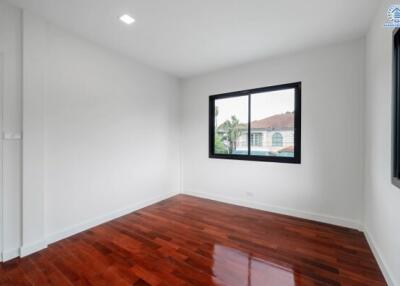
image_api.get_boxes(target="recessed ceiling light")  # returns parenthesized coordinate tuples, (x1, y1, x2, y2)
(120, 14, 135, 25)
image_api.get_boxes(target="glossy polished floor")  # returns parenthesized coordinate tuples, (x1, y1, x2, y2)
(0, 195, 386, 286)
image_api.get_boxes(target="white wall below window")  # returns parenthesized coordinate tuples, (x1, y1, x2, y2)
(181, 39, 365, 229)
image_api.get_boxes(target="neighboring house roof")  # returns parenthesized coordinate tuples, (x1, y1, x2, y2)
(251, 112, 294, 130)
(217, 112, 294, 132)
(278, 145, 294, 153)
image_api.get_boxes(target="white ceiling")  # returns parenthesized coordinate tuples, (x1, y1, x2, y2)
(8, 0, 380, 78)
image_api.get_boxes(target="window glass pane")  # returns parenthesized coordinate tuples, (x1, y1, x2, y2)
(250, 89, 295, 157)
(214, 96, 248, 155)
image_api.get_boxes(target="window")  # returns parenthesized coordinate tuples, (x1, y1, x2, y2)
(251, 133, 263, 146)
(272, 132, 283, 147)
(209, 82, 301, 163)
(393, 29, 400, 187)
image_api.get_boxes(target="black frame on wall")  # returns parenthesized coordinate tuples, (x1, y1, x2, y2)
(392, 28, 400, 188)
(209, 82, 302, 164)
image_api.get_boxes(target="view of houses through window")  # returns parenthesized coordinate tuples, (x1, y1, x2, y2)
(214, 88, 296, 158)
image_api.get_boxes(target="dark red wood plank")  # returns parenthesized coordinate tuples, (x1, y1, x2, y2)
(0, 195, 387, 286)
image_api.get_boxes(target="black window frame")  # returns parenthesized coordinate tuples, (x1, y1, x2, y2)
(392, 28, 400, 188)
(209, 82, 301, 164)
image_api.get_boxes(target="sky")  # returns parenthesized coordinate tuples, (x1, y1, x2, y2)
(215, 88, 295, 126)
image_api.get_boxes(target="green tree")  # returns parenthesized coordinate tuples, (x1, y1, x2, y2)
(214, 106, 228, 154)
(214, 133, 227, 154)
(221, 115, 242, 154)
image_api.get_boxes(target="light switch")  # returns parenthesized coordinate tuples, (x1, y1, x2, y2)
(3, 132, 22, 140)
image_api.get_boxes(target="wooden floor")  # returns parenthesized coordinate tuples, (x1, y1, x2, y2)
(0, 195, 386, 286)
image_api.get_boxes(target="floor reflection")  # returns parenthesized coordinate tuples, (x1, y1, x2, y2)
(212, 245, 295, 286)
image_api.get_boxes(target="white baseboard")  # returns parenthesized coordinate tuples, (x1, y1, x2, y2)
(364, 230, 396, 286)
(46, 192, 176, 245)
(20, 240, 48, 258)
(1, 193, 176, 261)
(1, 248, 20, 262)
(0, 191, 394, 286)
(184, 191, 362, 230)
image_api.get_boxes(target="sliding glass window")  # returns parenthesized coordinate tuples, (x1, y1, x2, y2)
(209, 82, 301, 163)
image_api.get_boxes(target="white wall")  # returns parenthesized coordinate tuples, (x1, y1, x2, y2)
(181, 39, 365, 229)
(22, 10, 47, 257)
(0, 2, 181, 258)
(16, 9, 180, 256)
(0, 0, 22, 261)
(364, 1, 400, 285)
(42, 23, 181, 241)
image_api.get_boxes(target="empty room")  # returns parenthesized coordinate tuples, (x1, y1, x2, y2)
(0, 0, 398, 285)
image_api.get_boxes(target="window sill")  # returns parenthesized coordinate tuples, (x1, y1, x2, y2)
(209, 153, 301, 164)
